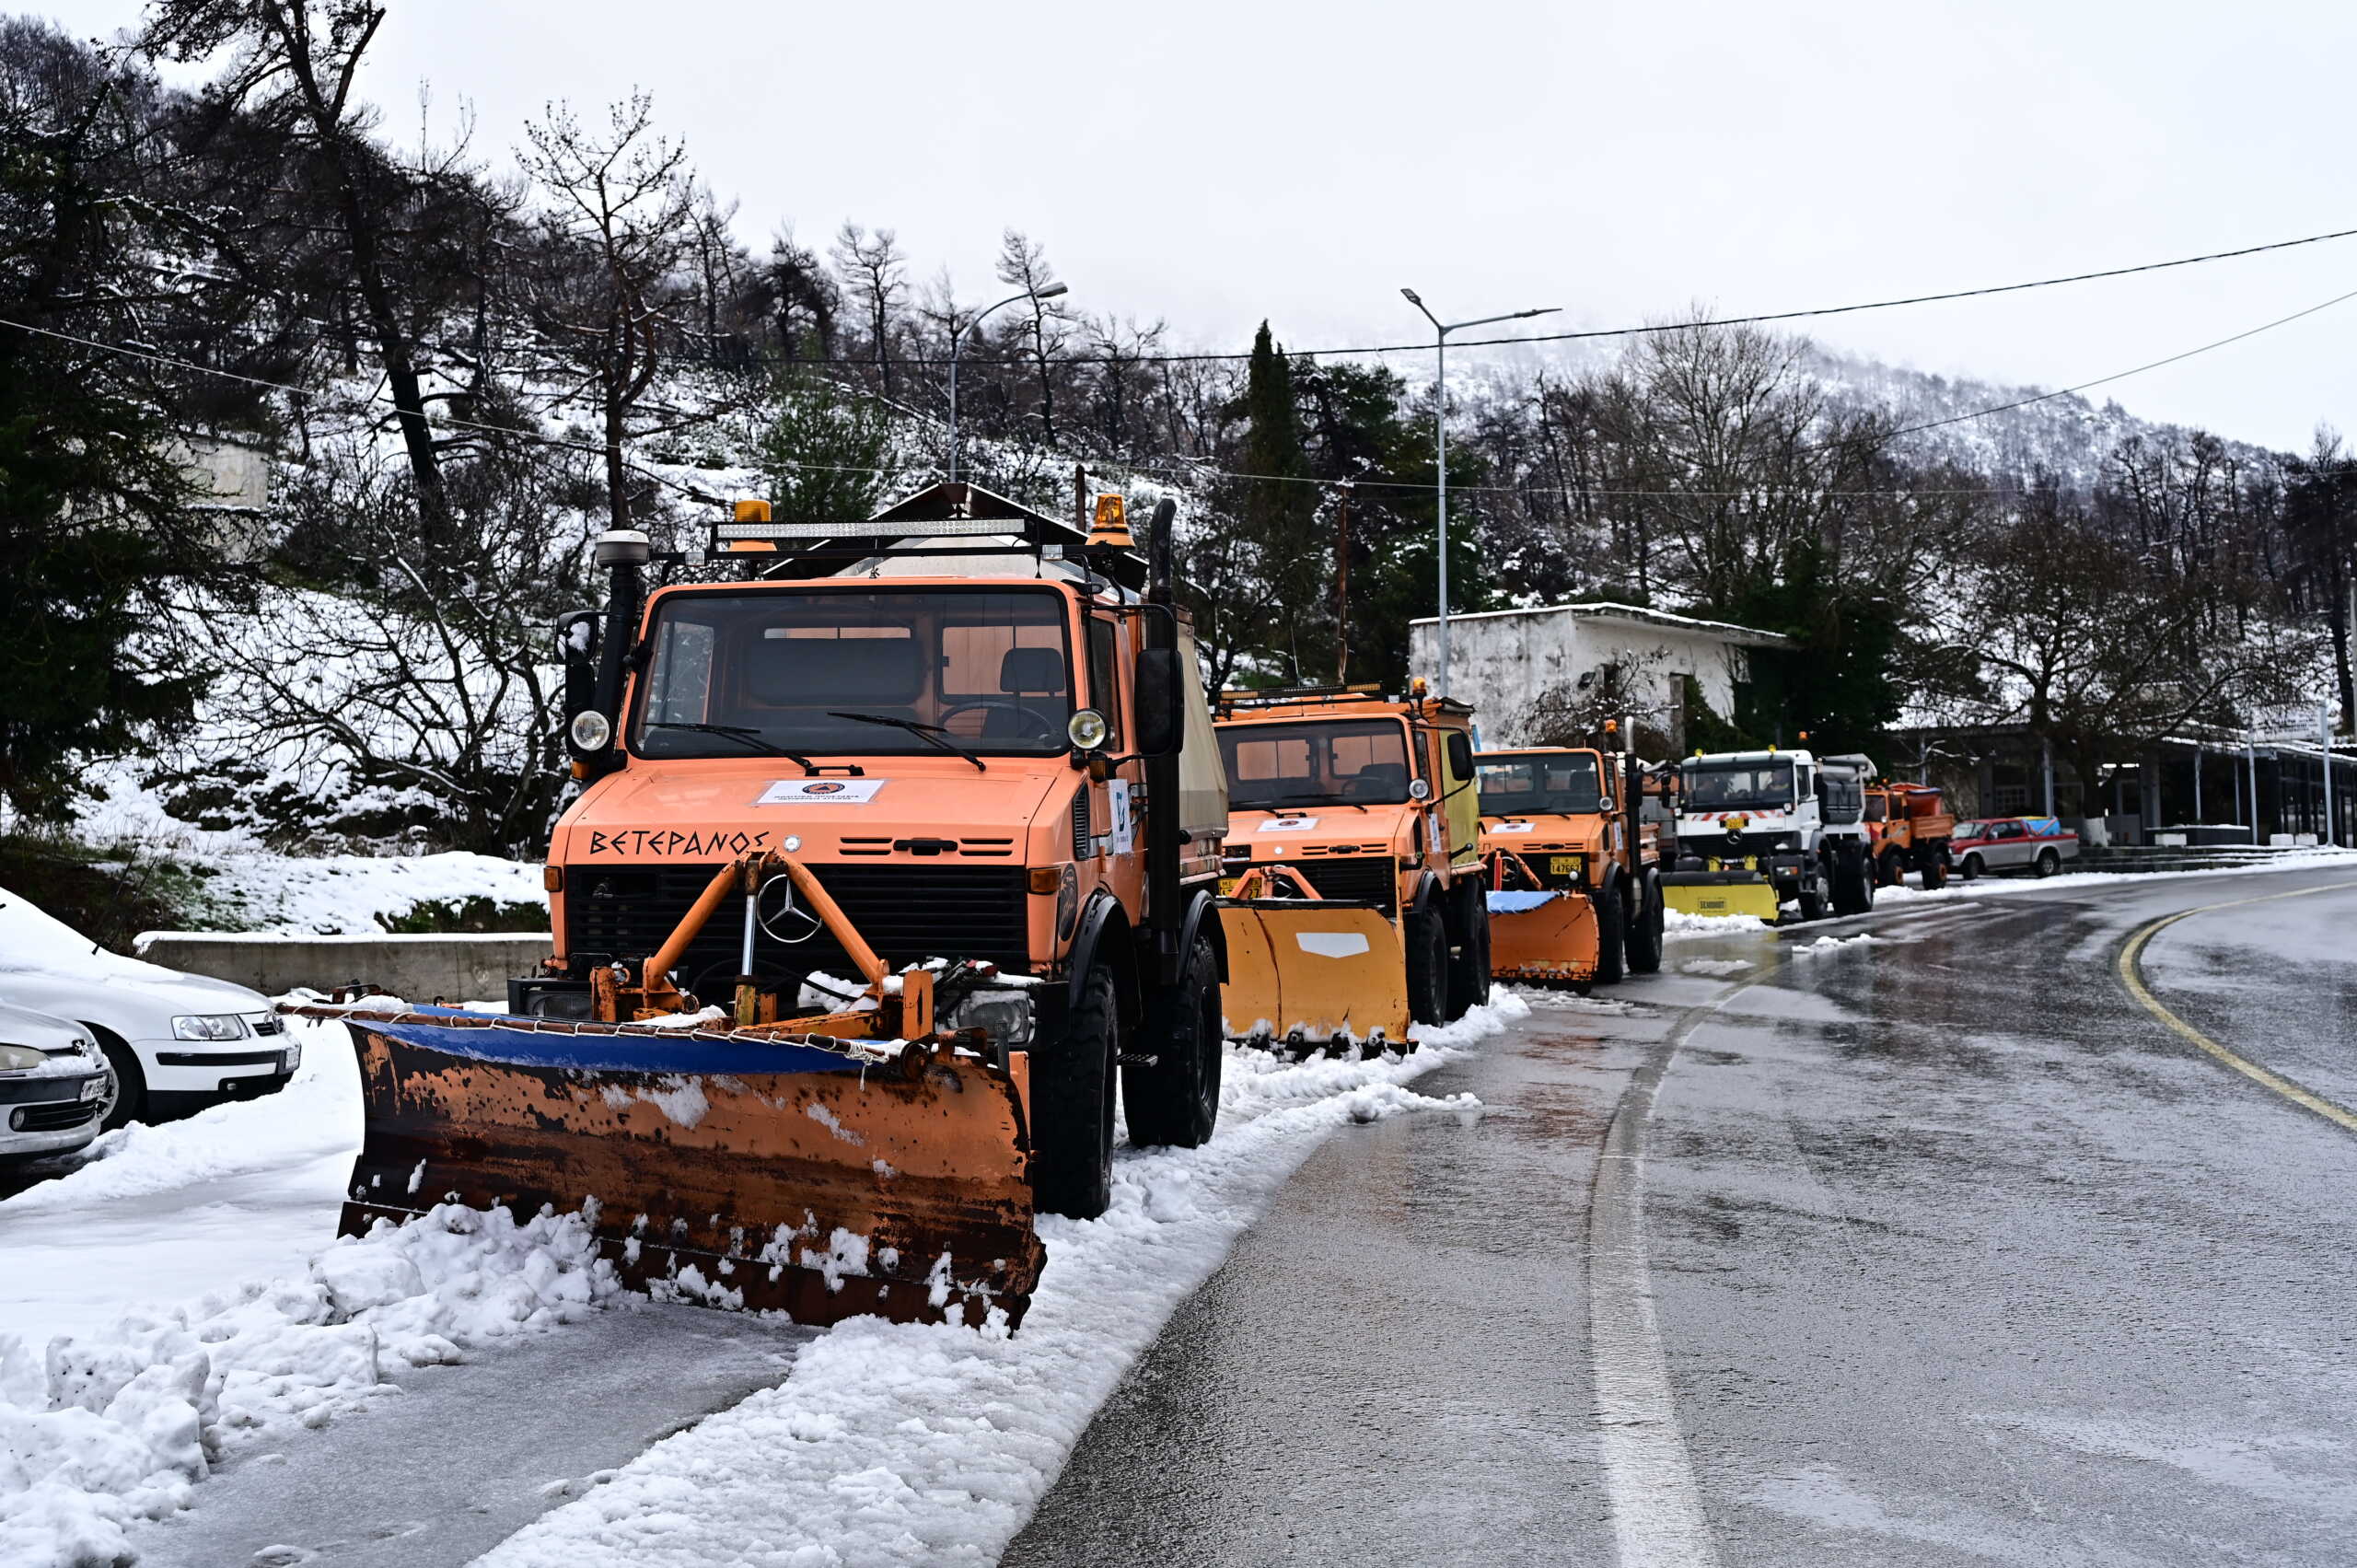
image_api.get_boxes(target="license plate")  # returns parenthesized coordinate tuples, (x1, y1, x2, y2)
(1218, 876, 1241, 897)
(281, 1043, 302, 1074)
(1549, 855, 1582, 876)
(78, 1075, 103, 1101)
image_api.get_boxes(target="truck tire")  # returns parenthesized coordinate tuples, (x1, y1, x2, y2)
(1406, 912, 1449, 1027)
(1036, 962, 1119, 1219)
(1922, 854, 1948, 890)
(1831, 843, 1874, 916)
(1594, 875, 1626, 984)
(1624, 870, 1665, 974)
(1876, 850, 1905, 889)
(1797, 865, 1832, 921)
(2035, 848, 2061, 878)
(1124, 934, 1222, 1150)
(1445, 881, 1492, 1017)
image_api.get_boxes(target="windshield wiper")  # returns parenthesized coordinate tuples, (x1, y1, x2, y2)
(827, 712, 986, 772)
(646, 722, 819, 773)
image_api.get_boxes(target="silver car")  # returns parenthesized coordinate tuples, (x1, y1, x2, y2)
(0, 999, 110, 1161)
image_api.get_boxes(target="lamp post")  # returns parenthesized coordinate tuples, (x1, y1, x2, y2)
(949, 282, 1069, 484)
(1399, 289, 1559, 698)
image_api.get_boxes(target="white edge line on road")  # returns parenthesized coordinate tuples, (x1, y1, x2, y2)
(1586, 970, 1782, 1568)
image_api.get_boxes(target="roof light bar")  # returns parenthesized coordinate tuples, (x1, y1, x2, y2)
(714, 517, 1021, 541)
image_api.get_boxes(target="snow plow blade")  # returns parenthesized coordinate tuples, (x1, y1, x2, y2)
(1487, 889, 1600, 984)
(1217, 901, 1410, 1051)
(1661, 879, 1782, 921)
(319, 1008, 1042, 1330)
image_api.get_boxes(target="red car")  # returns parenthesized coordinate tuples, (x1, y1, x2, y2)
(1950, 816, 2079, 879)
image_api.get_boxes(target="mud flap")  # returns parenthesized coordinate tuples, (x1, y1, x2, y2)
(1661, 880, 1782, 921)
(1216, 901, 1410, 1050)
(331, 1011, 1043, 1330)
(1486, 889, 1600, 982)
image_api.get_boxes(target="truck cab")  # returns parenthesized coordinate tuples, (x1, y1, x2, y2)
(1211, 685, 1490, 1026)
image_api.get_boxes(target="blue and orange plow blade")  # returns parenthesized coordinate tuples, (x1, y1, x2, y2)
(317, 1007, 1042, 1329)
(1487, 889, 1600, 984)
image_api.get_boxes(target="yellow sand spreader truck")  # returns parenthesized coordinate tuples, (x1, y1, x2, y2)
(1659, 748, 1877, 921)
(1475, 741, 1665, 987)
(1211, 684, 1491, 1051)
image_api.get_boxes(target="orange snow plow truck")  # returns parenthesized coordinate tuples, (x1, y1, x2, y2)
(296, 485, 1246, 1332)
(1474, 737, 1666, 989)
(1212, 685, 1492, 1051)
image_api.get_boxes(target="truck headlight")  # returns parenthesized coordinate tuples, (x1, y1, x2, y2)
(943, 988, 1036, 1049)
(172, 1015, 247, 1040)
(569, 710, 613, 751)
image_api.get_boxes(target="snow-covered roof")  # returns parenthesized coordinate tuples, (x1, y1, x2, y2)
(1408, 600, 1792, 648)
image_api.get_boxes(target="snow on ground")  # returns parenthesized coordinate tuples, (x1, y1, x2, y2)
(470, 996, 1527, 1568)
(0, 993, 1525, 1568)
(1680, 958, 1754, 976)
(64, 763, 543, 935)
(1, 1132, 615, 1568)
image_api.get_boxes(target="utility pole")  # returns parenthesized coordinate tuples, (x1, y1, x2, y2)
(2324, 702, 2339, 847)
(1333, 481, 1352, 686)
(1398, 289, 1559, 697)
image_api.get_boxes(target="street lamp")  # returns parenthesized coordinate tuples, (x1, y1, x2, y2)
(948, 282, 1069, 484)
(1400, 289, 1558, 699)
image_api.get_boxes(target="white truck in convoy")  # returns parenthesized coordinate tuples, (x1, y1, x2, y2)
(1659, 749, 1877, 922)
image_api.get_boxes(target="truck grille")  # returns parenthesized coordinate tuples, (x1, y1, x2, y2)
(1279, 854, 1396, 911)
(563, 862, 1032, 988)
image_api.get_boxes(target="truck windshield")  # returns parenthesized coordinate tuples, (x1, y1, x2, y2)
(631, 588, 1072, 758)
(1477, 754, 1604, 816)
(1218, 719, 1411, 810)
(1682, 760, 1795, 810)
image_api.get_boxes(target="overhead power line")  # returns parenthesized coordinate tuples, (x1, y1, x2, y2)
(673, 219, 2357, 369)
(4, 272, 2352, 502)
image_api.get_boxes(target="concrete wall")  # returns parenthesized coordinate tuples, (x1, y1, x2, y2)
(135, 932, 553, 1004)
(1410, 608, 1770, 749)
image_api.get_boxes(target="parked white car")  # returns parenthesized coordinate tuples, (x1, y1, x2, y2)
(0, 999, 110, 1160)
(0, 889, 296, 1131)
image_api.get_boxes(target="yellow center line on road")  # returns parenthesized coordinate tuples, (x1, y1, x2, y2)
(2117, 879, 2357, 1136)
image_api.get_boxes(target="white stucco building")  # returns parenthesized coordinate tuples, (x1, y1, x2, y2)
(1408, 601, 1792, 749)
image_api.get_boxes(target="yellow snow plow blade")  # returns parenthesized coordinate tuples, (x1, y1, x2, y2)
(1662, 880, 1782, 920)
(1218, 898, 1410, 1051)
(1487, 889, 1599, 983)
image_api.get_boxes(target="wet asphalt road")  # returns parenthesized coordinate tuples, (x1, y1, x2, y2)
(1009, 866, 2357, 1567)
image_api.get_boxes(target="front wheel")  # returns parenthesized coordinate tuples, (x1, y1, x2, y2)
(1623, 870, 1665, 974)
(1405, 912, 1448, 1027)
(1959, 854, 1983, 883)
(1831, 844, 1875, 916)
(96, 1038, 144, 1132)
(1921, 854, 1948, 890)
(1445, 882, 1491, 1018)
(1594, 876, 1627, 984)
(1036, 962, 1120, 1219)
(1124, 934, 1222, 1149)
(1797, 866, 1833, 921)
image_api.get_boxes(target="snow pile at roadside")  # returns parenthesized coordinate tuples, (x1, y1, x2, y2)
(1789, 933, 1888, 959)
(1664, 908, 1772, 938)
(472, 994, 1527, 1568)
(0, 1203, 620, 1568)
(176, 849, 547, 935)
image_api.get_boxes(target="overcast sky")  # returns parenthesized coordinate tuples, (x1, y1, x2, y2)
(39, 0, 2357, 449)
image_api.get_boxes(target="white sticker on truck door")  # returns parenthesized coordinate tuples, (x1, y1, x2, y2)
(1260, 816, 1319, 832)
(757, 778, 886, 805)
(1108, 779, 1135, 855)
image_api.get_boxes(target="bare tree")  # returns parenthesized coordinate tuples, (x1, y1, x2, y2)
(993, 228, 1072, 444)
(519, 91, 696, 532)
(830, 221, 905, 397)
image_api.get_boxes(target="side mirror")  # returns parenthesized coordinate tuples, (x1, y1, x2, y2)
(556, 610, 600, 736)
(1446, 730, 1475, 782)
(1133, 647, 1183, 758)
